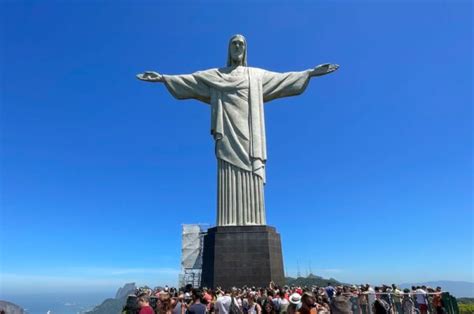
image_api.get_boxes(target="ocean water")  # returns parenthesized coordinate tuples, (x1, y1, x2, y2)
(1, 293, 112, 314)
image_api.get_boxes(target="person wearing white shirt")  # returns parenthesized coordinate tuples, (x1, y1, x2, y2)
(415, 287, 428, 314)
(216, 291, 233, 314)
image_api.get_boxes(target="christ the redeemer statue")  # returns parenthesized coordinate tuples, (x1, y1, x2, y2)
(137, 34, 339, 227)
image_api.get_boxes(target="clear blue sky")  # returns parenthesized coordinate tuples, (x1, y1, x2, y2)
(1, 1, 472, 295)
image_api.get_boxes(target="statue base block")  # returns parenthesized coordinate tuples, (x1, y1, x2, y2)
(201, 225, 285, 288)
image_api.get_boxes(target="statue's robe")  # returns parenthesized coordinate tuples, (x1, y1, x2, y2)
(163, 67, 311, 226)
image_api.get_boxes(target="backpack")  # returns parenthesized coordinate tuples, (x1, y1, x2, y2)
(230, 297, 243, 314)
(374, 299, 390, 314)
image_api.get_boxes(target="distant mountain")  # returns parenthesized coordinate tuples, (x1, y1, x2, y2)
(86, 282, 136, 314)
(115, 282, 137, 299)
(0, 300, 25, 314)
(285, 273, 343, 287)
(400, 281, 474, 298)
(85, 297, 126, 314)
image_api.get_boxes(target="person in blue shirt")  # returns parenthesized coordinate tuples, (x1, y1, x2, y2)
(188, 289, 207, 314)
(325, 283, 335, 301)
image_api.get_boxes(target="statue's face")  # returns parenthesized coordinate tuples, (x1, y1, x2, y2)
(230, 37, 245, 65)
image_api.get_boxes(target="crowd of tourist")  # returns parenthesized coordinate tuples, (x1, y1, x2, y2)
(122, 282, 459, 314)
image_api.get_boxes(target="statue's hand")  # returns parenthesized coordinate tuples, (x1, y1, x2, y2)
(136, 71, 164, 82)
(311, 63, 340, 77)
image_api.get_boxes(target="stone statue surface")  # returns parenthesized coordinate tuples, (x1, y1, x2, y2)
(137, 34, 339, 227)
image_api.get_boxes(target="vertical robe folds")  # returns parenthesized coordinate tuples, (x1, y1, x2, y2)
(163, 67, 311, 226)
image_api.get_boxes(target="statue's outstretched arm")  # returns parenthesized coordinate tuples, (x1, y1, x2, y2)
(137, 70, 211, 104)
(309, 63, 340, 77)
(136, 71, 164, 82)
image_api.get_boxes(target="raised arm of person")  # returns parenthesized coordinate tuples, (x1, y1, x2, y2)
(137, 70, 212, 104)
(262, 63, 339, 103)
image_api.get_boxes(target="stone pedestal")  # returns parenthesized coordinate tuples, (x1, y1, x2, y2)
(201, 225, 284, 288)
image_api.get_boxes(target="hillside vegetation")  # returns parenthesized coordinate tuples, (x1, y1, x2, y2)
(458, 298, 474, 314)
(285, 274, 343, 287)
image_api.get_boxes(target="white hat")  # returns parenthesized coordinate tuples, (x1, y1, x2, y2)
(289, 293, 302, 305)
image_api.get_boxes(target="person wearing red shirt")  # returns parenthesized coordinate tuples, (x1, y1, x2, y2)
(203, 288, 213, 311)
(138, 296, 156, 314)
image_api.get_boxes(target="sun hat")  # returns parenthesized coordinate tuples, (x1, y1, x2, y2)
(289, 293, 302, 305)
(302, 292, 314, 300)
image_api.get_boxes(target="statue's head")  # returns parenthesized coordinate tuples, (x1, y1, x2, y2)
(227, 34, 247, 67)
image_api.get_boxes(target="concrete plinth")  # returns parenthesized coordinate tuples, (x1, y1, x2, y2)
(201, 225, 284, 288)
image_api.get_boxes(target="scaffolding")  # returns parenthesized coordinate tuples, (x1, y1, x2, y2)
(179, 224, 208, 288)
